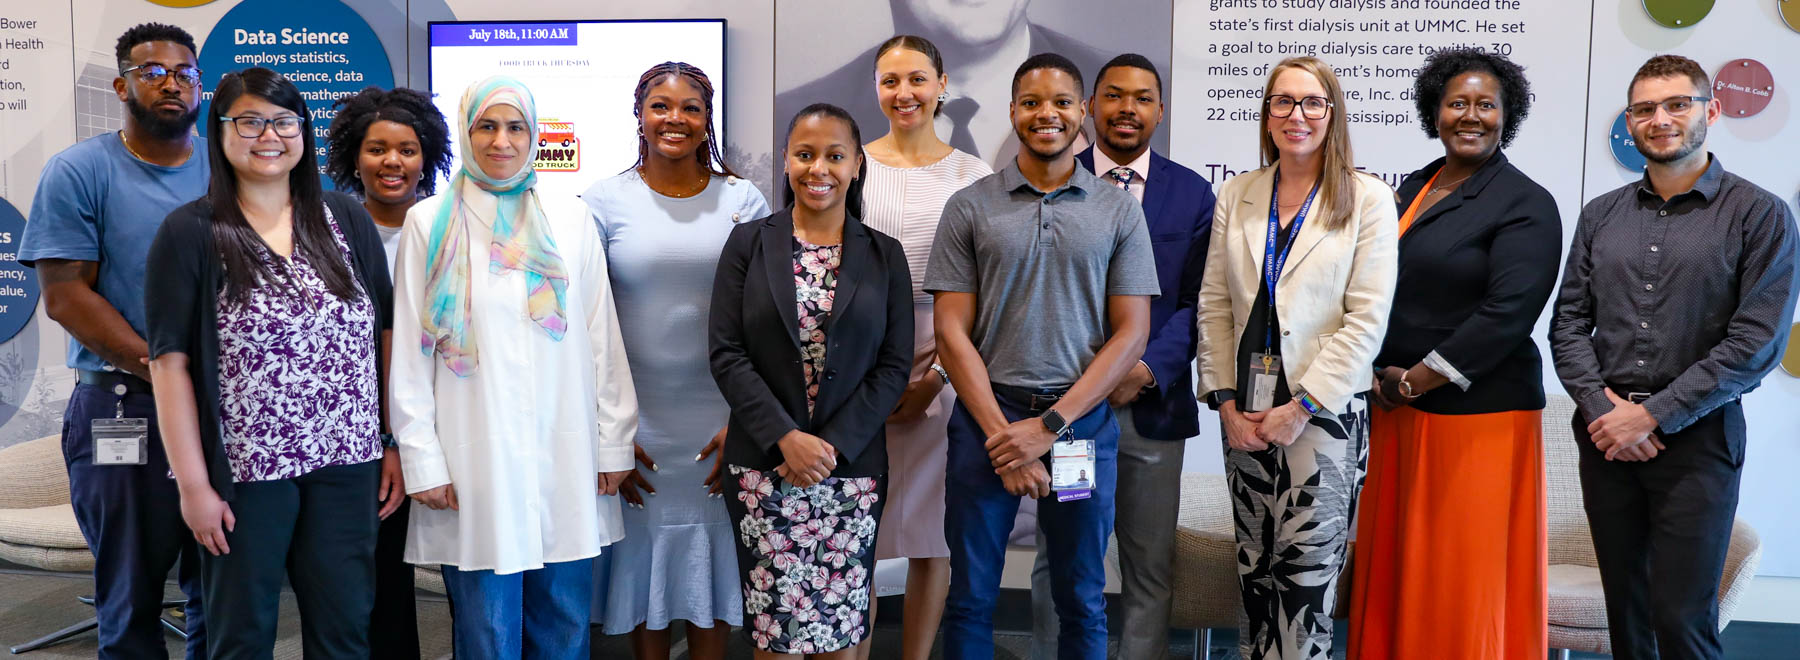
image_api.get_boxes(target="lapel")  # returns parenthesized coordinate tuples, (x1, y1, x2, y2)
(1402, 151, 1509, 242)
(759, 213, 803, 351)
(1075, 147, 1096, 175)
(1238, 167, 1276, 264)
(1142, 151, 1172, 231)
(825, 216, 870, 333)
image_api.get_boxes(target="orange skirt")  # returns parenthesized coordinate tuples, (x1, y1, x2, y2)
(1347, 407, 1547, 660)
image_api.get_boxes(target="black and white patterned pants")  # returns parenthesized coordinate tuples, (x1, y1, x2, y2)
(1225, 395, 1369, 660)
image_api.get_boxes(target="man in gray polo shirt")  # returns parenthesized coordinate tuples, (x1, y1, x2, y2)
(925, 52, 1159, 660)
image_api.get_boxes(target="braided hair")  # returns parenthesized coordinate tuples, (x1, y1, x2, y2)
(629, 62, 740, 179)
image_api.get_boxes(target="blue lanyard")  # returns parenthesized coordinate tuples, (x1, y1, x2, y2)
(1264, 169, 1318, 352)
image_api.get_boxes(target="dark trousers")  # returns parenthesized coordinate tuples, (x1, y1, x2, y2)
(370, 496, 420, 659)
(1574, 401, 1744, 660)
(204, 459, 380, 660)
(60, 383, 206, 659)
(941, 397, 1118, 660)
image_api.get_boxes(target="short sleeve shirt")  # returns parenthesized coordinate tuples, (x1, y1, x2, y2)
(19, 133, 209, 372)
(923, 161, 1159, 388)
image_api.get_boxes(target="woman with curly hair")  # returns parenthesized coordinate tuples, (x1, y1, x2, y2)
(322, 84, 452, 660)
(1348, 48, 1560, 659)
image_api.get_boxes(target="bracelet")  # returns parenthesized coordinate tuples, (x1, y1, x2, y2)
(930, 363, 950, 385)
(1398, 374, 1420, 399)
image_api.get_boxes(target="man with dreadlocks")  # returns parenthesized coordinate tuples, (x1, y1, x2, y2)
(582, 62, 769, 660)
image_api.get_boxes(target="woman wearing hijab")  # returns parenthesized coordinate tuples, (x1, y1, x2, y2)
(387, 75, 638, 659)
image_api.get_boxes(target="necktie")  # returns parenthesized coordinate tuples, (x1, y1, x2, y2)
(942, 97, 980, 155)
(1108, 166, 1134, 193)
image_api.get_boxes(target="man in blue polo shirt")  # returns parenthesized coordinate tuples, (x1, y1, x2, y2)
(17, 23, 209, 659)
(926, 52, 1159, 660)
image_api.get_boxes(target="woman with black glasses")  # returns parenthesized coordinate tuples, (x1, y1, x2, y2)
(145, 67, 393, 658)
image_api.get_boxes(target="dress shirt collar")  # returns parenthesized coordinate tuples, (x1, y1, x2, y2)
(1634, 152, 1725, 203)
(1092, 147, 1153, 186)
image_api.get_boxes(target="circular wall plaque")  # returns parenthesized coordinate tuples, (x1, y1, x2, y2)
(1642, 0, 1714, 28)
(1714, 59, 1775, 119)
(1782, 0, 1800, 35)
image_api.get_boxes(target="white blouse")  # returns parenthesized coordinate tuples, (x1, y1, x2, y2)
(389, 179, 638, 575)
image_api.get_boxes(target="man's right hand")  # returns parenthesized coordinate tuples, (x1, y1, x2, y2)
(1000, 461, 1051, 499)
(412, 484, 459, 511)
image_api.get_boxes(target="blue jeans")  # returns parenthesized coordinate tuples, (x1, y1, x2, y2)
(941, 397, 1119, 660)
(440, 558, 594, 660)
(61, 383, 206, 659)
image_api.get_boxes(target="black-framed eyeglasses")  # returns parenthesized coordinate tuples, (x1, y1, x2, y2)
(1625, 95, 1711, 120)
(122, 64, 203, 89)
(220, 115, 304, 139)
(1266, 95, 1333, 119)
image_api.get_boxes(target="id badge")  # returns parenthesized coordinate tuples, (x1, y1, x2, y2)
(92, 418, 149, 466)
(1248, 352, 1282, 413)
(1049, 438, 1096, 502)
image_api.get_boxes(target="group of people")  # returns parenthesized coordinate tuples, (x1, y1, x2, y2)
(17, 19, 1796, 660)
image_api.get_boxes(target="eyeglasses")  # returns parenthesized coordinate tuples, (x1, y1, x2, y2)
(122, 64, 203, 89)
(1626, 95, 1711, 120)
(220, 115, 304, 139)
(1266, 95, 1333, 120)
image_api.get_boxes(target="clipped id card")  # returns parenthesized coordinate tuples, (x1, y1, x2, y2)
(1050, 438, 1096, 502)
(1248, 352, 1282, 413)
(92, 417, 149, 466)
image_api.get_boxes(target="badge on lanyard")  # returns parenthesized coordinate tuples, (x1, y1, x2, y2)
(92, 384, 149, 466)
(1049, 435, 1096, 502)
(1243, 170, 1316, 413)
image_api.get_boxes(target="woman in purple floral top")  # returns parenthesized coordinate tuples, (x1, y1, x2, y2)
(145, 68, 393, 658)
(708, 104, 913, 657)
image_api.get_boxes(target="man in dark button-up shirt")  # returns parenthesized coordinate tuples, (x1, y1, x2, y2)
(1550, 54, 1799, 660)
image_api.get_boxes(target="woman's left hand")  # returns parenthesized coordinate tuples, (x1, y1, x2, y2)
(377, 450, 406, 520)
(698, 427, 727, 497)
(1256, 400, 1311, 447)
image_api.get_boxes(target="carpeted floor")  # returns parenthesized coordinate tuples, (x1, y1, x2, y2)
(4, 570, 1795, 658)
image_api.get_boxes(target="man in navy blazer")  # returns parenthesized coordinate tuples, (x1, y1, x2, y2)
(1030, 53, 1215, 660)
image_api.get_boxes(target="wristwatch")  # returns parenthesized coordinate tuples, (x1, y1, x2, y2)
(1040, 409, 1069, 437)
(379, 433, 397, 448)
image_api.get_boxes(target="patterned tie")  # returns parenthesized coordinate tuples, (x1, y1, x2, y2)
(1108, 166, 1134, 193)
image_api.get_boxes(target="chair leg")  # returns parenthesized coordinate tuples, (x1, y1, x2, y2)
(8, 616, 100, 655)
(1192, 628, 1211, 660)
(1556, 649, 1572, 660)
(160, 599, 190, 640)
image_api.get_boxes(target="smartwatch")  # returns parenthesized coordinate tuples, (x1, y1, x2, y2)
(1040, 409, 1069, 437)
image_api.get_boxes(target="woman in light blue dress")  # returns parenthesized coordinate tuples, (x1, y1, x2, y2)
(584, 62, 770, 660)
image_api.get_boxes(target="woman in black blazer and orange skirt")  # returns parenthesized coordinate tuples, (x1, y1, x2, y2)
(1347, 48, 1562, 660)
(708, 103, 912, 659)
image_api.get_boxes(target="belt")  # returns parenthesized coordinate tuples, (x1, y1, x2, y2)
(78, 369, 153, 395)
(990, 383, 1072, 414)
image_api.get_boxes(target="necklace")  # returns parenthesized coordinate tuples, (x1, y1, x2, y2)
(1429, 172, 1473, 194)
(119, 130, 191, 165)
(638, 166, 709, 198)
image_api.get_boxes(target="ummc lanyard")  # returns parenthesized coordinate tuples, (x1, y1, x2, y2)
(1264, 169, 1319, 353)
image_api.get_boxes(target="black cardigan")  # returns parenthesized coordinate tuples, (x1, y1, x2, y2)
(1375, 151, 1563, 415)
(707, 209, 913, 477)
(144, 192, 393, 500)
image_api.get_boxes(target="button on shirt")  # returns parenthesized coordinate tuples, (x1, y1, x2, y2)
(923, 162, 1161, 389)
(1550, 155, 1799, 433)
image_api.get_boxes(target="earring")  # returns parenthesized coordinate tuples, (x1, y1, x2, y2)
(937, 92, 949, 104)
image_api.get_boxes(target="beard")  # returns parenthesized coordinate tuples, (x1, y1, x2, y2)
(126, 92, 199, 140)
(1639, 119, 1707, 165)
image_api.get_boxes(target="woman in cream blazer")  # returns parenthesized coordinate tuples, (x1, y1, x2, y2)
(1195, 56, 1397, 660)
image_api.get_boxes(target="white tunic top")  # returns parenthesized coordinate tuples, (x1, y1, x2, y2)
(390, 179, 638, 574)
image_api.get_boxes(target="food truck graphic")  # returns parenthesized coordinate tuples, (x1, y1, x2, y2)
(534, 118, 580, 172)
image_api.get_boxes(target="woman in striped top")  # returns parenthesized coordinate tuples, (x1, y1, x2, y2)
(857, 34, 991, 660)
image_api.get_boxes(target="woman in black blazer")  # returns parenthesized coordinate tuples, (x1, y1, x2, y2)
(1347, 49, 1562, 660)
(708, 103, 911, 658)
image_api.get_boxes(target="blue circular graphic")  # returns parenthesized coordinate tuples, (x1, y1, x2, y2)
(197, 0, 395, 190)
(0, 196, 41, 345)
(1609, 110, 1648, 173)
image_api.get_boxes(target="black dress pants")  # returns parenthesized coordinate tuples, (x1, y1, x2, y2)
(1573, 400, 1745, 660)
(203, 459, 380, 660)
(370, 496, 420, 659)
